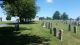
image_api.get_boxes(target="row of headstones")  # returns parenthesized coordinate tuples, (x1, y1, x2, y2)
(42, 21, 63, 41)
(60, 20, 80, 26)
(50, 28, 63, 41)
(72, 21, 80, 26)
(68, 24, 77, 33)
(42, 21, 52, 29)
(68, 20, 80, 26)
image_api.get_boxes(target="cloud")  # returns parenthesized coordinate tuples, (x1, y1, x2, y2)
(46, 0, 53, 3)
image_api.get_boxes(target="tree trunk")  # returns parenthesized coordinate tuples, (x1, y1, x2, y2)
(20, 17, 24, 23)
(25, 18, 26, 22)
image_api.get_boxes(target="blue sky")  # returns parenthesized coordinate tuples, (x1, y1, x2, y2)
(36, 0, 80, 19)
(0, 0, 80, 21)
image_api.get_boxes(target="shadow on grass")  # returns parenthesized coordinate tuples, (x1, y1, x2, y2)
(20, 27, 32, 30)
(6, 21, 38, 25)
(0, 27, 48, 45)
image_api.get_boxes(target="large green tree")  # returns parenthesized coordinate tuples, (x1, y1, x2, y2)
(53, 11, 60, 20)
(61, 12, 68, 20)
(2, 0, 37, 23)
(6, 15, 11, 20)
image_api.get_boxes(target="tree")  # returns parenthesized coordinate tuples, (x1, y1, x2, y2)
(61, 12, 68, 20)
(6, 15, 11, 20)
(2, 0, 38, 23)
(53, 11, 60, 20)
(39, 17, 45, 20)
(46, 17, 52, 20)
(76, 16, 80, 21)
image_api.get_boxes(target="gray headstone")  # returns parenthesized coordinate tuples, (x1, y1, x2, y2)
(53, 28, 57, 36)
(50, 22, 52, 29)
(58, 29, 63, 41)
(68, 24, 71, 31)
(73, 26, 77, 33)
(43, 22, 46, 28)
(50, 27, 53, 34)
(15, 20, 19, 31)
(48, 22, 50, 29)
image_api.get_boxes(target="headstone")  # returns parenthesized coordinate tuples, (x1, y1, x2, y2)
(73, 26, 77, 33)
(58, 29, 63, 41)
(48, 22, 50, 29)
(50, 22, 52, 29)
(50, 27, 53, 34)
(68, 24, 71, 31)
(45, 22, 47, 28)
(78, 22, 80, 26)
(43, 22, 46, 28)
(15, 20, 19, 31)
(53, 28, 57, 36)
(46, 22, 48, 28)
(46, 22, 49, 29)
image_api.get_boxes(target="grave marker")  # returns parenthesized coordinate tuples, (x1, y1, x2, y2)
(15, 20, 19, 31)
(58, 29, 63, 41)
(68, 24, 71, 31)
(73, 26, 77, 33)
(53, 28, 57, 36)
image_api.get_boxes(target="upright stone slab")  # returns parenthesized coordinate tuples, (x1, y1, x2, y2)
(15, 20, 19, 31)
(48, 22, 50, 29)
(46, 22, 47, 28)
(78, 22, 80, 26)
(58, 29, 63, 41)
(41, 21, 44, 26)
(50, 27, 53, 34)
(53, 28, 57, 36)
(50, 22, 52, 29)
(45, 22, 47, 28)
(73, 26, 77, 33)
(43, 22, 46, 28)
(68, 24, 71, 31)
(46, 22, 48, 28)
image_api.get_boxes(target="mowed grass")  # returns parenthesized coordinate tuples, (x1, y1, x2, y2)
(0, 20, 80, 45)
(49, 20, 80, 45)
(0, 21, 11, 24)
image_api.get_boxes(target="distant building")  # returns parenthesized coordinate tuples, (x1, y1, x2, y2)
(32, 16, 39, 21)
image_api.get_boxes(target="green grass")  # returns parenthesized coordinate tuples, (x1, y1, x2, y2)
(0, 20, 80, 45)
(0, 21, 11, 24)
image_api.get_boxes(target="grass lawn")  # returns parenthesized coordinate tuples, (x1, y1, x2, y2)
(0, 20, 80, 45)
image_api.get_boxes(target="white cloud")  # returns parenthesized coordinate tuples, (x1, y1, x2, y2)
(46, 0, 53, 3)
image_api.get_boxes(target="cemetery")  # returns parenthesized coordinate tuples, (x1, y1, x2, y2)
(0, 20, 80, 45)
(0, 0, 80, 45)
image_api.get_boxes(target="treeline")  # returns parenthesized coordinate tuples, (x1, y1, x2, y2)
(39, 11, 69, 20)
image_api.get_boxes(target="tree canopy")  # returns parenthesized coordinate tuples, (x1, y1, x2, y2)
(6, 15, 11, 20)
(53, 11, 60, 20)
(61, 12, 68, 20)
(2, 0, 38, 23)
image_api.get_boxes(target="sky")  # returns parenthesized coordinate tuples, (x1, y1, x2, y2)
(36, 0, 80, 18)
(0, 0, 80, 21)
